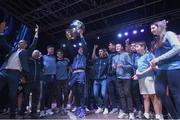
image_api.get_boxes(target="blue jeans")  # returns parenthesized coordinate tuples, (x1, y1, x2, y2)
(72, 82, 85, 108)
(93, 79, 108, 108)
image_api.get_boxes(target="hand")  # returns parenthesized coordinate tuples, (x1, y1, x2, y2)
(112, 64, 116, 68)
(151, 65, 159, 70)
(94, 44, 98, 49)
(21, 77, 27, 84)
(125, 38, 130, 44)
(35, 24, 39, 33)
(79, 29, 84, 37)
(150, 58, 159, 67)
(132, 75, 138, 80)
(0, 21, 6, 33)
(117, 64, 123, 68)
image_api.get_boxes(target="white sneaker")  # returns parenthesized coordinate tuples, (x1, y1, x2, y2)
(129, 113, 135, 120)
(46, 109, 54, 115)
(95, 107, 103, 114)
(155, 114, 164, 120)
(72, 107, 77, 112)
(118, 112, 128, 119)
(85, 107, 90, 112)
(136, 111, 142, 119)
(66, 104, 71, 110)
(39, 110, 46, 117)
(103, 108, 109, 115)
(109, 108, 118, 114)
(144, 112, 150, 119)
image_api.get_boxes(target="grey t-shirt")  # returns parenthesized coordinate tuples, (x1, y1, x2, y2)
(43, 55, 56, 75)
(56, 58, 69, 80)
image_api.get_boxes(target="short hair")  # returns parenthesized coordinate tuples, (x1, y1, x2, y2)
(116, 43, 124, 49)
(109, 41, 116, 45)
(136, 41, 147, 49)
(19, 40, 28, 45)
(56, 49, 63, 54)
(47, 45, 54, 49)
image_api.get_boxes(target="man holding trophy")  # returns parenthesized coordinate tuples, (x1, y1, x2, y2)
(65, 20, 88, 118)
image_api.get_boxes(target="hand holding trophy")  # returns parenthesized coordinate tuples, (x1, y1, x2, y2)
(66, 20, 85, 40)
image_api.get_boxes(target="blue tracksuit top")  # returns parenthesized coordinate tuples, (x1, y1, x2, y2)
(153, 31, 180, 70)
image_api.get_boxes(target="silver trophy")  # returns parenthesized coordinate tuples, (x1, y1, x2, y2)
(66, 20, 85, 40)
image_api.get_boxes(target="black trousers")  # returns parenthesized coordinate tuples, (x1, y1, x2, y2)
(54, 80, 68, 108)
(107, 76, 119, 108)
(41, 75, 56, 110)
(20, 81, 40, 115)
(0, 85, 8, 112)
(131, 79, 143, 111)
(116, 78, 133, 113)
(0, 69, 20, 118)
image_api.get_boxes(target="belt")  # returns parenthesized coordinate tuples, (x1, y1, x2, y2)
(73, 69, 85, 73)
(5, 69, 20, 72)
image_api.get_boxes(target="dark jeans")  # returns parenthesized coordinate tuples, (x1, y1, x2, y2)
(72, 82, 85, 108)
(93, 79, 108, 108)
(0, 85, 8, 112)
(116, 78, 133, 113)
(55, 80, 68, 108)
(107, 76, 119, 108)
(41, 75, 56, 110)
(20, 81, 40, 115)
(155, 69, 180, 118)
(0, 69, 20, 118)
(131, 79, 142, 111)
(69, 72, 86, 86)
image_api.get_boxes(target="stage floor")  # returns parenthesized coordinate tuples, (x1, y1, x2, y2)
(0, 110, 120, 119)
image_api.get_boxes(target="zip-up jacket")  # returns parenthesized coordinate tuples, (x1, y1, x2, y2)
(71, 54, 86, 71)
(107, 52, 116, 76)
(28, 57, 43, 82)
(112, 52, 132, 79)
(93, 57, 108, 80)
(153, 31, 180, 70)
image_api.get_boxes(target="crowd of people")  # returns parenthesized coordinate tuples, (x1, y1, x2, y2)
(0, 17, 180, 119)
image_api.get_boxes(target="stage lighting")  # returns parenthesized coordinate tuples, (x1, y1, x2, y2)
(133, 30, 137, 34)
(124, 32, 128, 36)
(62, 44, 66, 48)
(117, 33, 122, 38)
(73, 44, 77, 48)
(79, 42, 82, 46)
(140, 29, 144, 33)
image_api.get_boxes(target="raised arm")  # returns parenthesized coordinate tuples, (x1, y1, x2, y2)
(79, 29, 88, 57)
(28, 24, 39, 54)
(92, 44, 98, 60)
(125, 38, 131, 52)
(0, 21, 12, 52)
